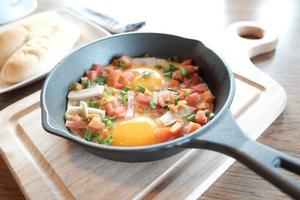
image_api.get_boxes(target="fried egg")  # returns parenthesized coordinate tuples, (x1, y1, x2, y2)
(130, 66, 165, 91)
(112, 117, 159, 146)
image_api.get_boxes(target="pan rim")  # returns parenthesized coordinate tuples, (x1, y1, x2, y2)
(41, 32, 235, 152)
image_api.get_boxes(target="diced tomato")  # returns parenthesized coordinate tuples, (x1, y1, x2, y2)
(119, 75, 131, 87)
(113, 55, 132, 69)
(161, 91, 171, 102)
(65, 120, 86, 129)
(123, 70, 134, 81)
(104, 103, 115, 116)
(101, 128, 110, 138)
(108, 79, 123, 89)
(69, 114, 83, 121)
(170, 119, 184, 137)
(181, 59, 192, 66)
(92, 64, 106, 76)
(190, 73, 201, 85)
(87, 116, 104, 132)
(156, 127, 173, 143)
(195, 110, 208, 125)
(114, 105, 127, 119)
(136, 92, 152, 104)
(178, 90, 185, 100)
(203, 90, 214, 103)
(109, 69, 121, 80)
(187, 122, 201, 133)
(172, 70, 184, 81)
(107, 70, 125, 89)
(135, 105, 144, 114)
(196, 102, 213, 110)
(191, 83, 208, 93)
(182, 78, 192, 87)
(86, 70, 98, 81)
(158, 94, 166, 107)
(186, 93, 202, 106)
(169, 79, 180, 88)
(156, 108, 166, 115)
(182, 65, 197, 73)
(119, 55, 132, 68)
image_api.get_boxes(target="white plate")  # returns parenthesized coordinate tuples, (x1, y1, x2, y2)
(0, 0, 38, 24)
(0, 8, 111, 94)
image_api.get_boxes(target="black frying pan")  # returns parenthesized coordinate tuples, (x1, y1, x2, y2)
(41, 26, 300, 198)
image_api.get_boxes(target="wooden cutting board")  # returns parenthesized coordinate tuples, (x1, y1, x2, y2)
(0, 22, 286, 199)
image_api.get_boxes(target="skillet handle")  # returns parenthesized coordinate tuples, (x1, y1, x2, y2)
(185, 111, 300, 199)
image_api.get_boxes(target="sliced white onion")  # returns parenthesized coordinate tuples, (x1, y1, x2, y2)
(152, 91, 158, 105)
(159, 105, 195, 126)
(177, 105, 195, 118)
(68, 85, 104, 100)
(67, 99, 77, 108)
(159, 111, 178, 126)
(126, 91, 135, 118)
(65, 105, 105, 120)
(80, 101, 88, 119)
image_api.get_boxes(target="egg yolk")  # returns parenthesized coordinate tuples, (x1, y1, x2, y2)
(131, 67, 164, 91)
(112, 117, 158, 146)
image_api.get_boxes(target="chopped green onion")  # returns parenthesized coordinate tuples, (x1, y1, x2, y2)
(184, 90, 191, 96)
(82, 79, 91, 88)
(94, 78, 102, 85)
(163, 64, 176, 73)
(143, 53, 150, 57)
(71, 81, 83, 91)
(83, 131, 93, 141)
(117, 60, 126, 68)
(205, 110, 215, 119)
(136, 84, 146, 93)
(171, 56, 180, 63)
(179, 67, 189, 77)
(169, 64, 176, 72)
(149, 101, 157, 109)
(89, 100, 99, 108)
(155, 64, 162, 69)
(122, 94, 128, 103)
(142, 71, 152, 78)
(164, 71, 173, 78)
(97, 135, 113, 145)
(167, 56, 180, 62)
(167, 88, 178, 92)
(123, 86, 131, 92)
(174, 95, 180, 105)
(105, 119, 114, 129)
(187, 114, 196, 121)
(106, 87, 114, 95)
(121, 90, 127, 96)
(109, 116, 116, 122)
(102, 72, 108, 83)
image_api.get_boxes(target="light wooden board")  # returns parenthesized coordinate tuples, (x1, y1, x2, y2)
(0, 22, 287, 199)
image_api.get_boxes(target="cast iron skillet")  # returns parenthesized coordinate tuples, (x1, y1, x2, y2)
(41, 30, 300, 198)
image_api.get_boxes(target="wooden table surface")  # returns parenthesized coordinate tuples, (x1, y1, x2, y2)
(0, 0, 299, 199)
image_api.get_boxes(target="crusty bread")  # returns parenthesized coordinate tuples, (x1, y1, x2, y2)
(0, 12, 65, 68)
(0, 21, 80, 83)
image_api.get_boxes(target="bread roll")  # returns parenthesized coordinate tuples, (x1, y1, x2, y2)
(0, 12, 65, 68)
(0, 22, 80, 83)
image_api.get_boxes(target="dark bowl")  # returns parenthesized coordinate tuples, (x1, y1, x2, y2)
(41, 32, 234, 162)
